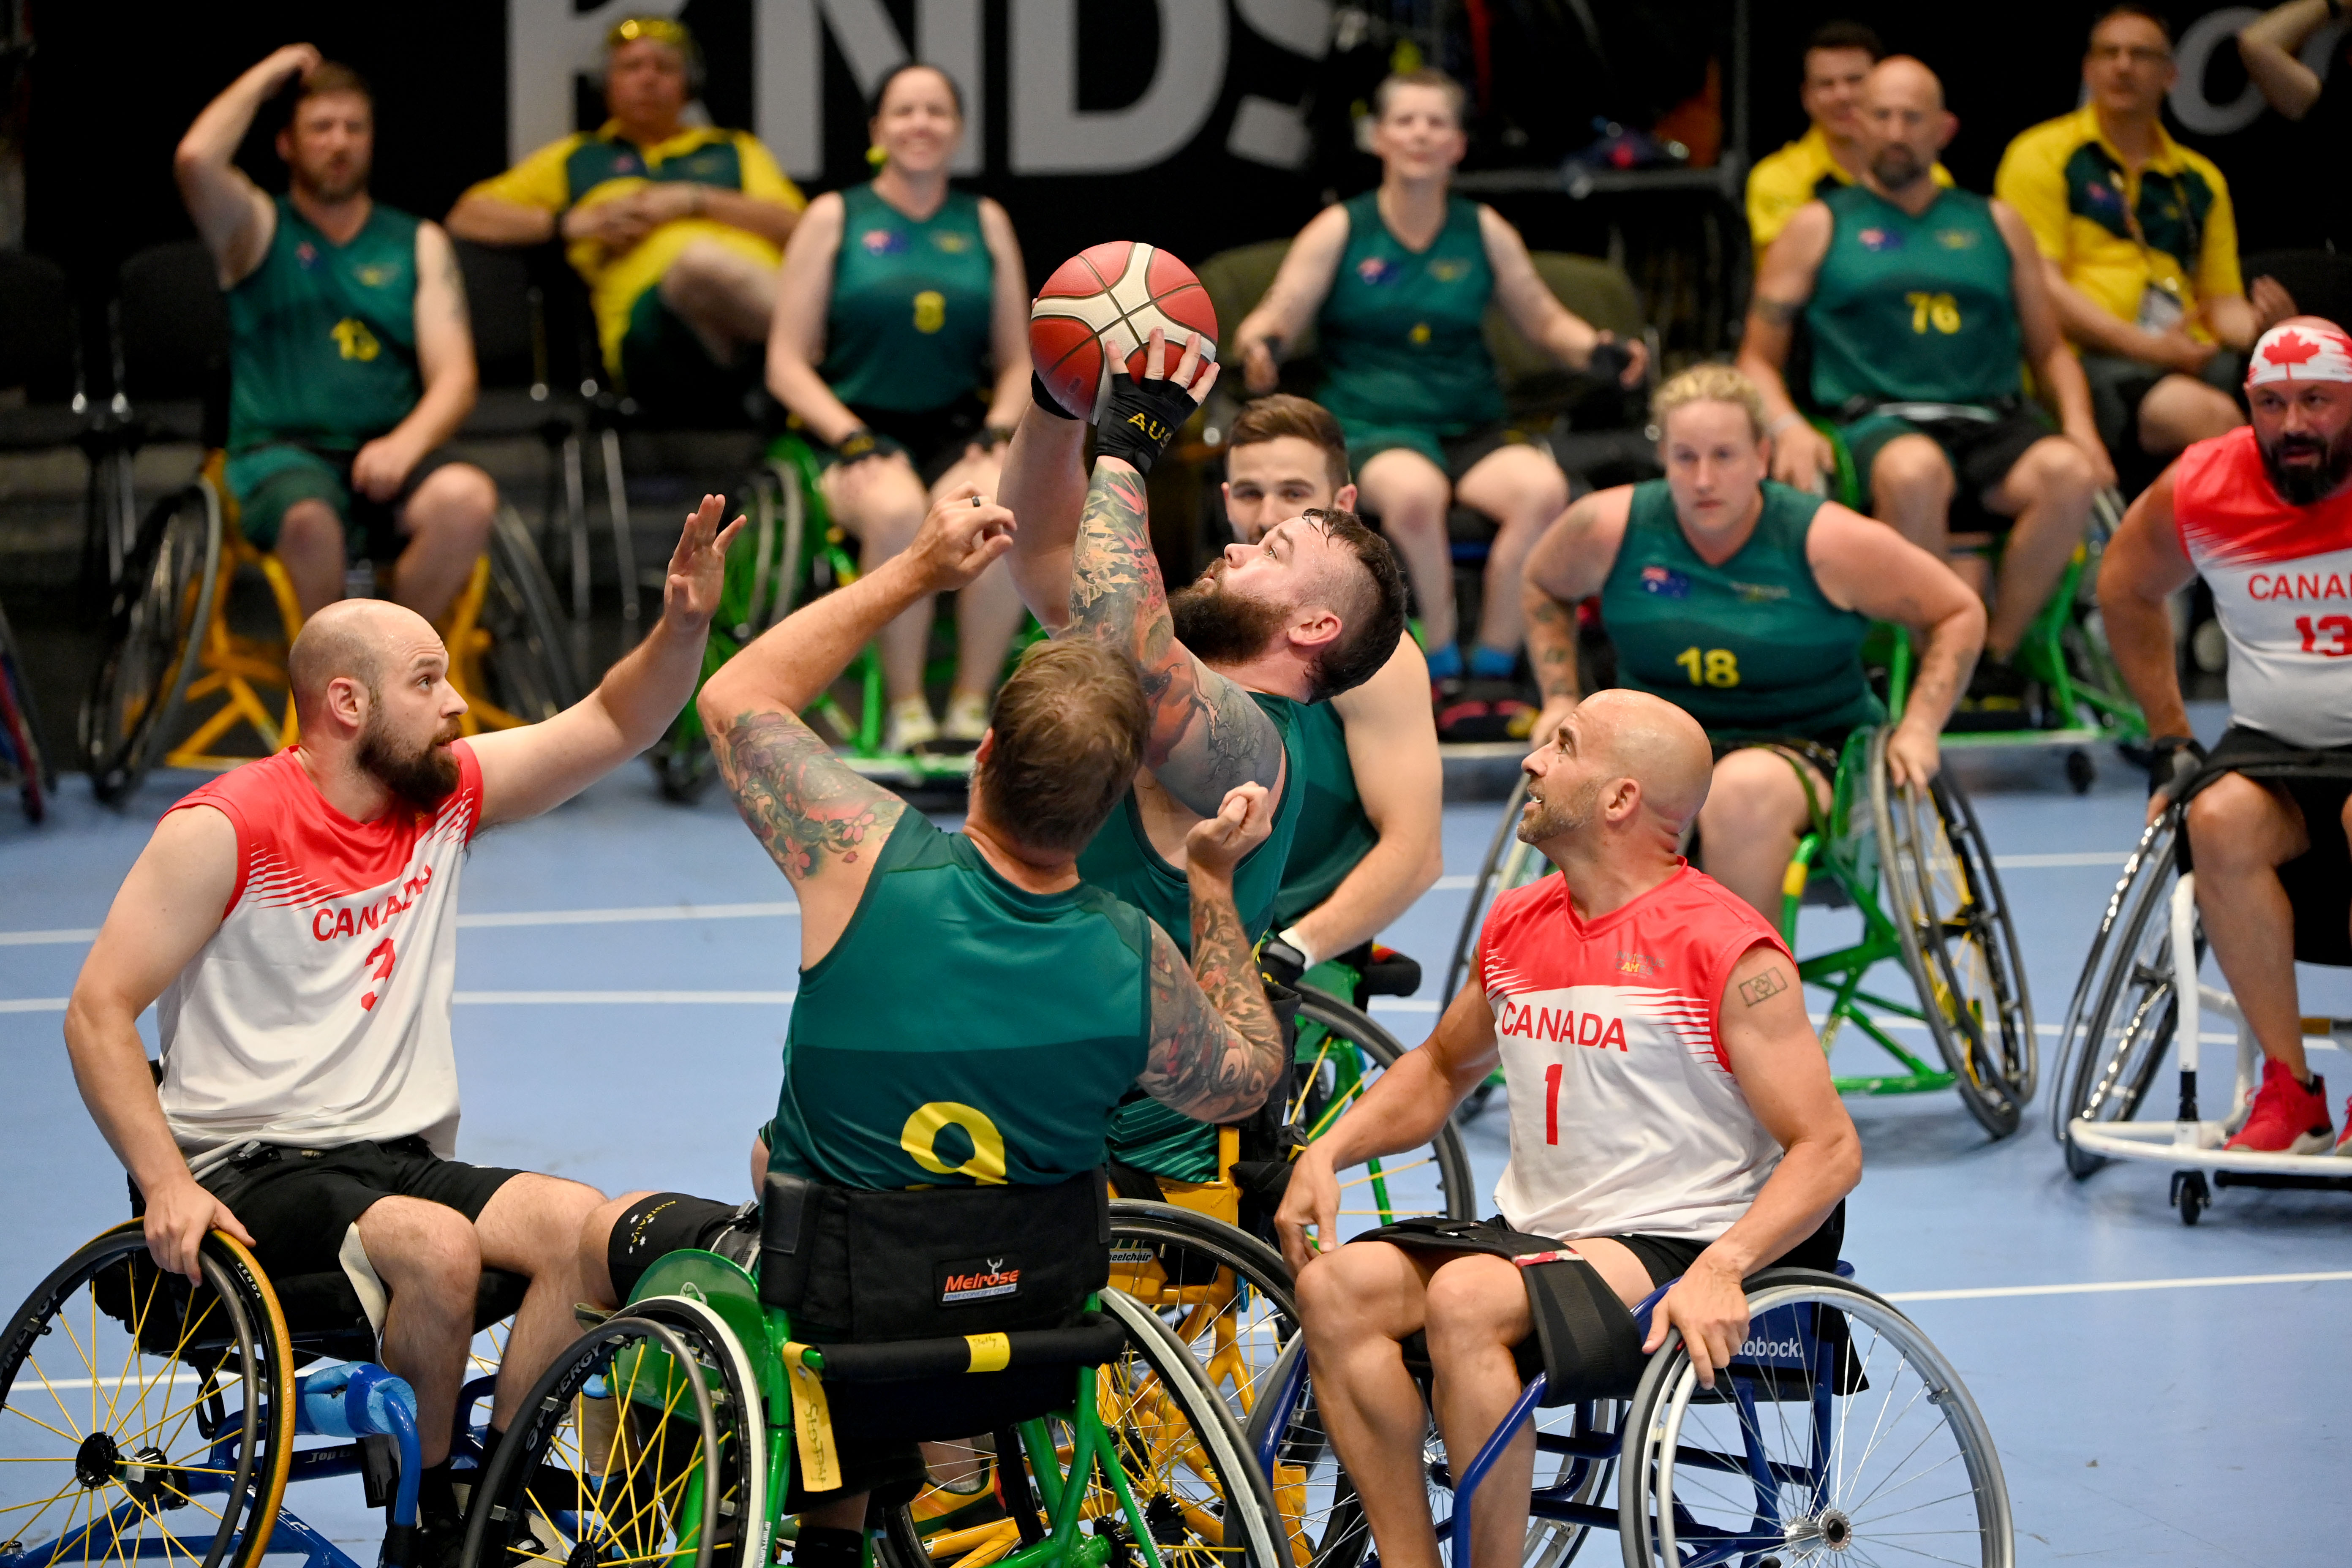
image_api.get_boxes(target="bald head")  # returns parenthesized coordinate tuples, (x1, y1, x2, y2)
(1857, 55, 1954, 194)
(287, 599, 437, 728)
(1867, 56, 1944, 114)
(1576, 690, 1713, 833)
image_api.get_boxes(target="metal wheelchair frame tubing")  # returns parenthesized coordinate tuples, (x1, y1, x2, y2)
(1780, 825, 1957, 1099)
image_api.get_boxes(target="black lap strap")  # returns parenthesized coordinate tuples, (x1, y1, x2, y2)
(807, 1312, 1128, 1383)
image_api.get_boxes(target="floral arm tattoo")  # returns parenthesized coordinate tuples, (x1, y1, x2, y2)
(1138, 906, 1285, 1124)
(1524, 593, 1582, 705)
(1069, 461, 1285, 815)
(708, 708, 905, 885)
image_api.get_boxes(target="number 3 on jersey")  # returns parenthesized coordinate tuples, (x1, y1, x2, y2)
(2297, 615, 2352, 656)
(362, 937, 395, 1011)
(1674, 646, 1740, 687)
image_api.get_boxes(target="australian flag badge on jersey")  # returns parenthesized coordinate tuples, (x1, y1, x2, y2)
(1857, 227, 1902, 253)
(862, 228, 909, 256)
(1357, 256, 1396, 285)
(1640, 565, 1690, 599)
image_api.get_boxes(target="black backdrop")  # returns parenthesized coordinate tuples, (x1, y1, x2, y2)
(23, 2, 2327, 313)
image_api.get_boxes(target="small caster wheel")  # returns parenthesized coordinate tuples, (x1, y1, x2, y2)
(2170, 1169, 2209, 1225)
(2065, 749, 2097, 795)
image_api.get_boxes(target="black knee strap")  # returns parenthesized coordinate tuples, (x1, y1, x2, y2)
(1518, 1254, 1646, 1406)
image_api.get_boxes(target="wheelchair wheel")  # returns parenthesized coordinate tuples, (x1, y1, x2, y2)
(0, 602, 47, 823)
(462, 1299, 753, 1568)
(878, 1289, 1283, 1568)
(1443, 776, 1535, 1004)
(0, 1224, 294, 1568)
(82, 484, 221, 805)
(1292, 988, 1479, 1232)
(1618, 1272, 2012, 1568)
(2051, 812, 2190, 1177)
(1106, 1201, 1296, 1422)
(476, 505, 582, 726)
(1869, 730, 2035, 1137)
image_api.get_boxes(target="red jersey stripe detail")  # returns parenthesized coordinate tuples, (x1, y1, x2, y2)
(2174, 426, 2352, 567)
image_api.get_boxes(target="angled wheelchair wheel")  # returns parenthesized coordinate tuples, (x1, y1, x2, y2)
(82, 484, 220, 804)
(1292, 988, 1478, 1233)
(0, 602, 47, 823)
(0, 1224, 294, 1568)
(475, 506, 582, 727)
(1106, 1201, 1296, 1426)
(2051, 811, 2190, 1177)
(1618, 1272, 2012, 1568)
(1443, 776, 1535, 1004)
(462, 1301, 751, 1568)
(1869, 730, 2035, 1137)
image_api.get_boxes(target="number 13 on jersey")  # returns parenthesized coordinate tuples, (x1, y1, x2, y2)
(1674, 647, 1741, 687)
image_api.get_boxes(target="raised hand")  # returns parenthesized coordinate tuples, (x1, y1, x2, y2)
(663, 493, 747, 631)
(1183, 781, 1272, 877)
(1094, 329, 1220, 477)
(904, 488, 1018, 592)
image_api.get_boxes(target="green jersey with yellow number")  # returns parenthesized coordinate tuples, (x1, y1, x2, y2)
(1316, 191, 1503, 434)
(1600, 479, 1883, 741)
(766, 811, 1154, 1190)
(821, 182, 995, 414)
(1805, 185, 2021, 414)
(226, 196, 422, 453)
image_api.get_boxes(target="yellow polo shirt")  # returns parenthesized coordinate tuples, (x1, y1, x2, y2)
(1994, 103, 2240, 341)
(1746, 124, 1953, 249)
(463, 120, 806, 374)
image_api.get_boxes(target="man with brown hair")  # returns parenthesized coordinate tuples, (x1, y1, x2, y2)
(571, 489, 1291, 1556)
(1220, 395, 1442, 1001)
(177, 44, 495, 620)
(1745, 21, 1953, 250)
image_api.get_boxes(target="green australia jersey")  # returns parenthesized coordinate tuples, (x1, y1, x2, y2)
(227, 197, 422, 453)
(766, 811, 1154, 1190)
(1274, 701, 1375, 929)
(1806, 185, 2021, 414)
(822, 183, 995, 414)
(1082, 693, 1307, 1184)
(1315, 192, 1503, 434)
(1601, 479, 1883, 741)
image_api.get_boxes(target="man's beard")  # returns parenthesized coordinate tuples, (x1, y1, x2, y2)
(294, 156, 369, 204)
(359, 712, 463, 812)
(2260, 428, 2352, 506)
(1870, 146, 1927, 192)
(1170, 566, 1292, 667)
(1516, 775, 1601, 846)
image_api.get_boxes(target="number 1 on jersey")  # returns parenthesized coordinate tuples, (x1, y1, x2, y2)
(1544, 1062, 1562, 1144)
(362, 936, 395, 1012)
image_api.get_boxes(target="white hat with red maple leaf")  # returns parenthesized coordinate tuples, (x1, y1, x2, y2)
(2246, 320, 2352, 388)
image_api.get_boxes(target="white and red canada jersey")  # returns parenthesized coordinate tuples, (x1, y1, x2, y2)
(2175, 425, 2352, 749)
(154, 745, 485, 1157)
(1476, 863, 1790, 1242)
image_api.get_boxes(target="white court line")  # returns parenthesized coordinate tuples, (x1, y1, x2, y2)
(0, 998, 66, 1013)
(0, 928, 98, 947)
(454, 990, 796, 1004)
(1370, 999, 1442, 1013)
(1991, 850, 2133, 868)
(1884, 1269, 2352, 1304)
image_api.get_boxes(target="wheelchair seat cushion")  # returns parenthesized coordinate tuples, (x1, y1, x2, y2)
(2178, 726, 2352, 967)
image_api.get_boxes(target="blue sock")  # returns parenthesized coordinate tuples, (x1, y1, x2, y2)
(1468, 644, 1518, 680)
(1424, 642, 1464, 680)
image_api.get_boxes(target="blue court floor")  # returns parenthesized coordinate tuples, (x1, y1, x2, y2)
(2, 710, 2346, 1563)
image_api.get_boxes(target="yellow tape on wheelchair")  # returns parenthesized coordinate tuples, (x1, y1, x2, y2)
(1783, 860, 1810, 900)
(964, 1333, 1010, 1373)
(781, 1343, 842, 1492)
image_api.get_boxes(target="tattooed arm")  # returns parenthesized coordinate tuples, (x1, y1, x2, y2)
(1136, 787, 1285, 1121)
(1733, 202, 1839, 491)
(700, 492, 1016, 965)
(1072, 455, 1288, 815)
(1521, 486, 1634, 743)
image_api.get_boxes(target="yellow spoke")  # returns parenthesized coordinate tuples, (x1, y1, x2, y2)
(14, 1361, 87, 1443)
(1336, 1156, 1435, 1190)
(118, 1481, 209, 1566)
(0, 1474, 92, 1526)
(125, 1296, 223, 1432)
(0, 1454, 82, 1462)
(1287, 1037, 1343, 1126)
(120, 1384, 228, 1453)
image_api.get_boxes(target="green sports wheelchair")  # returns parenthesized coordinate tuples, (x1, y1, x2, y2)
(1448, 724, 2036, 1137)
(647, 435, 1040, 801)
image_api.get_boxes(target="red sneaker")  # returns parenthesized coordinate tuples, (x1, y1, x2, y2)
(2335, 1094, 2352, 1158)
(2224, 1062, 2333, 1154)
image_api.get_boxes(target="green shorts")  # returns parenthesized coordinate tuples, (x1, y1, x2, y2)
(223, 443, 460, 557)
(617, 286, 758, 425)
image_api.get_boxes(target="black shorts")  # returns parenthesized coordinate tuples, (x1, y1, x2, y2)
(1408, 1205, 1845, 1293)
(172, 1135, 522, 1321)
(2079, 348, 2244, 458)
(2182, 725, 2352, 965)
(604, 1191, 926, 1508)
(1840, 403, 2053, 529)
(833, 399, 991, 487)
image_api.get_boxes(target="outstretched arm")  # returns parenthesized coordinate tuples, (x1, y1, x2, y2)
(701, 493, 1016, 961)
(174, 44, 315, 286)
(469, 495, 740, 826)
(2096, 467, 2196, 742)
(1998, 201, 2115, 490)
(1482, 206, 1647, 385)
(1138, 785, 1286, 1121)
(1232, 203, 1350, 394)
(2238, 0, 2331, 120)
(1735, 204, 1838, 490)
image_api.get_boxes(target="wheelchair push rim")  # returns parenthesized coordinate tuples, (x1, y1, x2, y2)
(0, 1225, 294, 1568)
(1868, 729, 2035, 1137)
(1290, 989, 1479, 1234)
(2052, 812, 2190, 1173)
(1621, 1276, 2012, 1568)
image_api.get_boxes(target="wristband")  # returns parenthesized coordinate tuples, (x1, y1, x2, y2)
(2145, 735, 2208, 802)
(980, 423, 1017, 451)
(1277, 925, 1326, 972)
(833, 427, 880, 461)
(1258, 934, 1309, 987)
(1030, 371, 1081, 420)
(1092, 369, 1199, 477)
(1765, 411, 1804, 438)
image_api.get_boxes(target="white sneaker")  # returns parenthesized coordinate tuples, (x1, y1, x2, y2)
(942, 689, 991, 743)
(885, 698, 937, 755)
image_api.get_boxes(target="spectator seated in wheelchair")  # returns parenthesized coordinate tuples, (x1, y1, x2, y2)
(446, 16, 805, 426)
(1519, 365, 1984, 925)
(765, 63, 1037, 757)
(574, 490, 1289, 1550)
(1738, 54, 2112, 729)
(176, 45, 498, 623)
(1229, 67, 1645, 738)
(2098, 316, 2352, 1155)
(1273, 690, 1861, 1568)
(59, 498, 743, 1565)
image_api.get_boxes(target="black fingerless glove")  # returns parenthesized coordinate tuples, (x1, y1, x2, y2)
(830, 427, 905, 465)
(1030, 370, 1081, 420)
(2146, 735, 2209, 802)
(1258, 935, 1307, 988)
(1092, 370, 1198, 477)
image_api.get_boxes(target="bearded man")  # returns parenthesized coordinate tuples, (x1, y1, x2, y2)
(62, 496, 741, 1566)
(176, 44, 494, 621)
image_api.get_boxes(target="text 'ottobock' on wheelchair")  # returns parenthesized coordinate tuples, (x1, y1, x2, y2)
(2052, 757, 2352, 1223)
(0, 1223, 521, 1568)
(1245, 1261, 2011, 1568)
(1449, 727, 2035, 1136)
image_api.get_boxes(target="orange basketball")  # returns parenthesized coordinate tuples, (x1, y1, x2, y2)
(1029, 242, 1220, 421)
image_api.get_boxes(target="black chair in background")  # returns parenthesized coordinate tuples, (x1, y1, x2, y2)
(0, 249, 114, 588)
(106, 240, 229, 583)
